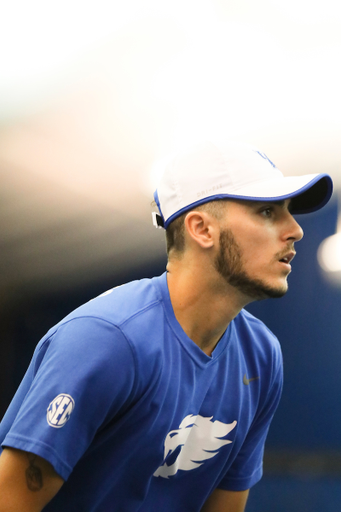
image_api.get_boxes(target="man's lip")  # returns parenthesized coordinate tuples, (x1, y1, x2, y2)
(279, 251, 296, 264)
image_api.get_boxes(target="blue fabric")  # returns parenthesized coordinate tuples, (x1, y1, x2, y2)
(0, 273, 283, 511)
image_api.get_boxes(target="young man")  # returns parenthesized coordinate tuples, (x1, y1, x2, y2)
(0, 141, 333, 511)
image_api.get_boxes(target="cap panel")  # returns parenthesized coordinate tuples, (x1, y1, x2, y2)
(157, 141, 283, 225)
(216, 143, 283, 192)
(157, 142, 230, 223)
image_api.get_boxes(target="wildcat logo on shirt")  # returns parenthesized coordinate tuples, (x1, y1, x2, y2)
(47, 394, 75, 428)
(154, 414, 237, 478)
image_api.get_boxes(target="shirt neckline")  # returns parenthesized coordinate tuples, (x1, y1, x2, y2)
(153, 272, 233, 366)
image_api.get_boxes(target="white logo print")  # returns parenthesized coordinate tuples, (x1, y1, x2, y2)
(47, 394, 75, 428)
(154, 414, 237, 478)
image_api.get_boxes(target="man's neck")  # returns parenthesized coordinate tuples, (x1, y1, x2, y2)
(166, 263, 248, 356)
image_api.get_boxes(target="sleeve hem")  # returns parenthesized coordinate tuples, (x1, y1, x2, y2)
(2, 433, 72, 481)
(217, 465, 263, 492)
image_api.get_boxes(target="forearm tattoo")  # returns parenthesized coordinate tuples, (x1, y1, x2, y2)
(25, 453, 43, 492)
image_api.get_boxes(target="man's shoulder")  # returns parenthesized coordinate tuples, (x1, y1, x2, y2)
(33, 275, 166, 368)
(235, 308, 281, 350)
(65, 274, 164, 327)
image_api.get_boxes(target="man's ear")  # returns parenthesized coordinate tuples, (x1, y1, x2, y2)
(184, 211, 216, 249)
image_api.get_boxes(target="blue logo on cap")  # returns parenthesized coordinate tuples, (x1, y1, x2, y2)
(254, 150, 277, 168)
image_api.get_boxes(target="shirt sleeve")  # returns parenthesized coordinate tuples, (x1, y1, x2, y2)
(218, 354, 283, 491)
(1, 317, 137, 481)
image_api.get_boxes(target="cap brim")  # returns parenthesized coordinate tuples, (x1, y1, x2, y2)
(226, 173, 333, 215)
(288, 175, 333, 214)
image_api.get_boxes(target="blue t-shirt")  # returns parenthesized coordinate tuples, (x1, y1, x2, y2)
(0, 273, 283, 511)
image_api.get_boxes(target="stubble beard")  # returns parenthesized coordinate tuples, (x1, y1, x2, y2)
(214, 228, 288, 301)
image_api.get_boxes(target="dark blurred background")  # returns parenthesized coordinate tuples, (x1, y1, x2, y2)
(1, 1, 341, 510)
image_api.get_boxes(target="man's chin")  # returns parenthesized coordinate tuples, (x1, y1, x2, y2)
(250, 281, 289, 301)
(257, 285, 288, 300)
(229, 275, 289, 301)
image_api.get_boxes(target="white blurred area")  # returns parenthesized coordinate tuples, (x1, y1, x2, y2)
(1, 0, 341, 294)
(318, 211, 341, 281)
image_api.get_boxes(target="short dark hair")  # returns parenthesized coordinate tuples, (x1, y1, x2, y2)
(165, 200, 227, 258)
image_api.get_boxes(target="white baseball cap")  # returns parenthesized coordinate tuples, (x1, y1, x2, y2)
(153, 140, 333, 229)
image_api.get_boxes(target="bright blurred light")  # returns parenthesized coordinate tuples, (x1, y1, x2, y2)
(151, 15, 341, 150)
(318, 233, 341, 273)
(0, 0, 131, 116)
(2, 0, 341, 135)
(271, 0, 341, 24)
(0, 0, 213, 117)
(151, 21, 278, 146)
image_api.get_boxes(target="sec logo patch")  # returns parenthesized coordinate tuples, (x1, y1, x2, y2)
(47, 394, 75, 428)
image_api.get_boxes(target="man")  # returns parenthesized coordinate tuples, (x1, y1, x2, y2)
(0, 141, 333, 511)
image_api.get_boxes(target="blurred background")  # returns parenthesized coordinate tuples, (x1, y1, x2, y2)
(1, 0, 341, 510)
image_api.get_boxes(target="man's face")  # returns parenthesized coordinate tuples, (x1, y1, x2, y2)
(214, 199, 304, 301)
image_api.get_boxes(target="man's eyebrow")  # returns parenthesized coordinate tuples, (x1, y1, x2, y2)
(239, 198, 292, 209)
(273, 200, 286, 207)
(264, 199, 292, 208)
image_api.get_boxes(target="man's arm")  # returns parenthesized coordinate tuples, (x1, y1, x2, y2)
(201, 488, 249, 512)
(0, 447, 64, 512)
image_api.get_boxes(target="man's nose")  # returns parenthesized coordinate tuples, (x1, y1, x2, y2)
(285, 214, 304, 242)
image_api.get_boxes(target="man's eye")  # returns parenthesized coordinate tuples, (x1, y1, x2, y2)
(261, 208, 272, 217)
